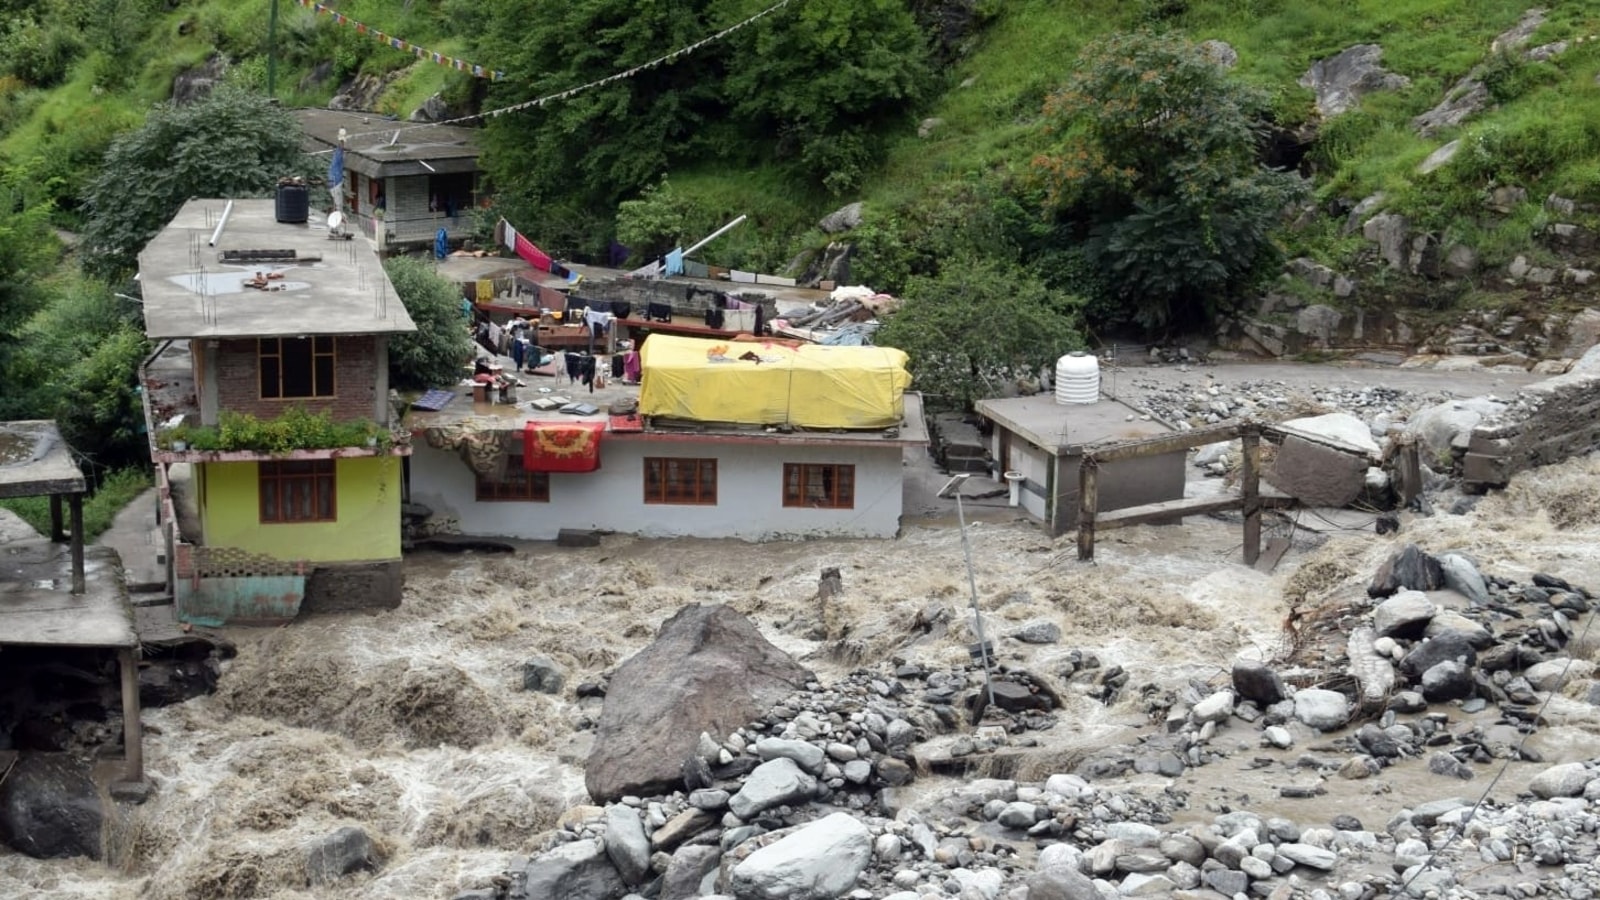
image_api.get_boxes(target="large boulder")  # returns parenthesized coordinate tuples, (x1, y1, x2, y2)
(1266, 435, 1368, 507)
(728, 812, 873, 900)
(729, 758, 819, 820)
(0, 753, 104, 859)
(1406, 398, 1506, 459)
(603, 805, 652, 886)
(305, 826, 378, 886)
(1278, 413, 1381, 456)
(1369, 544, 1446, 598)
(1299, 44, 1411, 118)
(585, 604, 813, 802)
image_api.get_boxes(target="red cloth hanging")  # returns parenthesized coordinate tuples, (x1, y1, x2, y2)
(522, 421, 603, 472)
(513, 232, 553, 272)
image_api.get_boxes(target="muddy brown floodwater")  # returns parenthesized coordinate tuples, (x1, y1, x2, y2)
(2, 453, 1598, 900)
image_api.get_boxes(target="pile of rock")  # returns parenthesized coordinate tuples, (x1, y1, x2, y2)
(1122, 375, 1428, 431)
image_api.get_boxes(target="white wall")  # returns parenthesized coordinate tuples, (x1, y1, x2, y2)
(1004, 437, 1052, 521)
(410, 437, 906, 541)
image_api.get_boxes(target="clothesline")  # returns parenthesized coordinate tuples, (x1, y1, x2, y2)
(307, 0, 796, 153)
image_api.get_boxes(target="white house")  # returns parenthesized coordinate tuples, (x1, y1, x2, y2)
(407, 335, 926, 540)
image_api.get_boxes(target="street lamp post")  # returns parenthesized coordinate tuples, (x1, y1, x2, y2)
(939, 473, 996, 711)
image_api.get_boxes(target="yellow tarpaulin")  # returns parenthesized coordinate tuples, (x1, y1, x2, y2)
(639, 335, 911, 429)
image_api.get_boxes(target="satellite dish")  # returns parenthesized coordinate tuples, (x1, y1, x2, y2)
(327, 210, 344, 233)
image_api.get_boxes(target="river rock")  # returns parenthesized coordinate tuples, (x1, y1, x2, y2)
(1232, 659, 1287, 705)
(1436, 553, 1489, 605)
(1294, 688, 1350, 730)
(1374, 590, 1437, 639)
(1419, 660, 1474, 702)
(604, 805, 652, 885)
(1267, 435, 1367, 507)
(522, 655, 566, 694)
(662, 845, 722, 900)
(1524, 658, 1595, 691)
(585, 604, 812, 802)
(755, 738, 826, 775)
(306, 826, 378, 886)
(727, 812, 871, 900)
(1424, 610, 1493, 648)
(1278, 842, 1338, 870)
(1015, 620, 1061, 644)
(729, 758, 818, 820)
(1528, 762, 1591, 799)
(1279, 412, 1382, 455)
(1369, 545, 1446, 598)
(1398, 632, 1476, 680)
(1026, 866, 1100, 900)
(523, 838, 627, 900)
(1406, 398, 1505, 458)
(1191, 690, 1235, 724)
(0, 753, 104, 859)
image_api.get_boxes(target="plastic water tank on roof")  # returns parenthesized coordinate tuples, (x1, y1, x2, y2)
(1055, 352, 1100, 405)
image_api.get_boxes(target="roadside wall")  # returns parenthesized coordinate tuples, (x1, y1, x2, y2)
(1464, 347, 1600, 489)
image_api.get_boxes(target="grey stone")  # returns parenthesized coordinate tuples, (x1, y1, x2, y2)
(1406, 398, 1505, 459)
(0, 753, 104, 860)
(841, 760, 871, 784)
(1263, 725, 1294, 749)
(1203, 867, 1249, 896)
(1368, 545, 1446, 599)
(1398, 631, 1476, 681)
(586, 604, 812, 802)
(1374, 590, 1437, 639)
(1118, 872, 1175, 895)
(1294, 688, 1350, 731)
(1413, 78, 1489, 135)
(1417, 140, 1461, 174)
(875, 758, 914, 787)
(1427, 751, 1474, 780)
(1442, 243, 1478, 278)
(661, 845, 722, 900)
(997, 802, 1041, 830)
(1278, 842, 1337, 870)
(727, 812, 872, 900)
(1266, 435, 1367, 507)
(604, 806, 652, 886)
(1015, 619, 1061, 644)
(305, 826, 377, 886)
(818, 202, 864, 234)
(1420, 660, 1475, 703)
(1525, 658, 1595, 691)
(1191, 690, 1235, 724)
(1232, 659, 1287, 706)
(1299, 44, 1412, 118)
(1424, 610, 1492, 649)
(1025, 866, 1100, 900)
(523, 839, 626, 900)
(755, 738, 826, 775)
(1363, 212, 1409, 270)
(1529, 762, 1591, 799)
(1435, 554, 1488, 604)
(523, 655, 567, 694)
(1296, 305, 1344, 347)
(1410, 798, 1467, 827)
(1343, 192, 1387, 236)
(1200, 39, 1238, 68)
(729, 759, 818, 820)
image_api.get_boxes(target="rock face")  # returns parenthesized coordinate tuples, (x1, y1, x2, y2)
(171, 54, 228, 105)
(586, 604, 813, 802)
(0, 753, 104, 859)
(728, 812, 872, 900)
(1299, 44, 1411, 118)
(817, 202, 864, 234)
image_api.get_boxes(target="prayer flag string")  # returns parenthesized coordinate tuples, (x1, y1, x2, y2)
(293, 0, 505, 80)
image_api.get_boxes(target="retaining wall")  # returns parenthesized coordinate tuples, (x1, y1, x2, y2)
(1464, 347, 1600, 490)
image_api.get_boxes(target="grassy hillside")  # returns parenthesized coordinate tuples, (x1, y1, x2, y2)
(5, 0, 1600, 316)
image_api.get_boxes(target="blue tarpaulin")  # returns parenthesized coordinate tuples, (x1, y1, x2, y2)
(327, 146, 345, 188)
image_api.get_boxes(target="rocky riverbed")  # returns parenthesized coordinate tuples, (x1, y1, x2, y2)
(2, 393, 1598, 900)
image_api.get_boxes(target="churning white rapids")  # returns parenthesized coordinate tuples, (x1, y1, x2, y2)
(4, 454, 1600, 900)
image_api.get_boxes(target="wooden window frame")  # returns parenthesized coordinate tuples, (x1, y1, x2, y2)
(476, 455, 551, 502)
(259, 336, 337, 400)
(783, 463, 856, 509)
(643, 457, 718, 505)
(259, 459, 337, 523)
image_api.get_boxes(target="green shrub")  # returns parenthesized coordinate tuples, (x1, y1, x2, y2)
(0, 467, 152, 542)
(165, 408, 390, 454)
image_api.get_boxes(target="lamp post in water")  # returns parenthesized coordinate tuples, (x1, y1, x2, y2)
(938, 473, 996, 711)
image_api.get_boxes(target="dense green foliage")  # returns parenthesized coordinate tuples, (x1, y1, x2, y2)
(876, 256, 1084, 408)
(79, 87, 312, 278)
(0, 467, 152, 541)
(383, 256, 476, 390)
(163, 408, 391, 453)
(1032, 32, 1308, 332)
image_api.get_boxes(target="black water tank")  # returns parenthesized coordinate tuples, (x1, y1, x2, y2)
(275, 182, 309, 224)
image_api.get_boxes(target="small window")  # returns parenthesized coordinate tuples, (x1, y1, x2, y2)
(260, 336, 336, 399)
(783, 463, 855, 509)
(259, 460, 336, 523)
(476, 456, 551, 501)
(644, 457, 717, 505)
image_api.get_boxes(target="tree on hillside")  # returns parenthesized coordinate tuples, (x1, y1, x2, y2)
(1032, 31, 1306, 333)
(875, 255, 1084, 408)
(79, 87, 312, 279)
(383, 256, 474, 391)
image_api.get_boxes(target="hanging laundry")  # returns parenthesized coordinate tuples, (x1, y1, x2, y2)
(475, 279, 493, 304)
(501, 219, 553, 271)
(522, 421, 603, 473)
(647, 302, 673, 322)
(612, 301, 632, 319)
(664, 248, 685, 277)
(624, 350, 642, 383)
(584, 308, 612, 335)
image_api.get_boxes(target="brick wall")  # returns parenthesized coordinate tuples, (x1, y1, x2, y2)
(215, 335, 379, 423)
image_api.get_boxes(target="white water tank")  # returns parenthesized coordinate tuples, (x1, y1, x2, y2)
(1055, 352, 1100, 405)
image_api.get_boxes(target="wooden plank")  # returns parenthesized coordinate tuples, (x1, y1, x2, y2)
(1076, 460, 1098, 561)
(1242, 431, 1261, 565)
(1096, 496, 1244, 531)
(1084, 421, 1250, 463)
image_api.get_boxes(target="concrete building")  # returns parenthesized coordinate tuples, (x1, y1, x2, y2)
(974, 394, 1185, 535)
(407, 338, 928, 542)
(138, 198, 416, 624)
(295, 108, 482, 252)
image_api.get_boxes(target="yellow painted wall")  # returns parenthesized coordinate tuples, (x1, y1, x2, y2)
(198, 457, 402, 562)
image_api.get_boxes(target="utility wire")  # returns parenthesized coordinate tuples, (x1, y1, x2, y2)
(308, 0, 797, 153)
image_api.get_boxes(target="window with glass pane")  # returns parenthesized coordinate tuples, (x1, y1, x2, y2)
(783, 463, 855, 509)
(476, 456, 551, 501)
(644, 457, 717, 504)
(259, 460, 336, 522)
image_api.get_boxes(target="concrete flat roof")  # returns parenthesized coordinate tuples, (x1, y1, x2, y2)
(0, 421, 86, 500)
(976, 395, 1170, 453)
(0, 543, 136, 648)
(295, 108, 480, 176)
(138, 199, 417, 339)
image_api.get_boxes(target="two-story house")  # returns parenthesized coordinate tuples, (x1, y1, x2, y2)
(138, 198, 417, 624)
